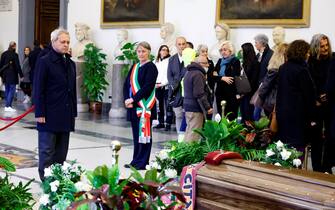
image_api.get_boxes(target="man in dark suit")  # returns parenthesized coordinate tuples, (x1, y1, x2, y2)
(33, 28, 77, 180)
(0, 41, 23, 112)
(28, 40, 42, 83)
(167, 36, 187, 132)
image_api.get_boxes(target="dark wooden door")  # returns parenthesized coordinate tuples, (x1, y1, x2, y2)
(35, 0, 59, 46)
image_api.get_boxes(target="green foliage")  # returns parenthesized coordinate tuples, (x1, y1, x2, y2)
(83, 43, 109, 102)
(242, 117, 273, 149)
(115, 42, 139, 78)
(0, 174, 35, 209)
(0, 156, 16, 172)
(168, 141, 207, 174)
(70, 165, 185, 210)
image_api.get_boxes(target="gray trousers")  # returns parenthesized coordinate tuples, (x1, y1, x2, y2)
(184, 112, 204, 142)
(173, 106, 183, 133)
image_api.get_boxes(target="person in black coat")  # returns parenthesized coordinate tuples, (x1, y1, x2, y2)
(258, 43, 289, 117)
(123, 42, 158, 170)
(325, 57, 335, 173)
(28, 40, 42, 83)
(209, 41, 240, 120)
(276, 40, 315, 150)
(0, 41, 23, 112)
(33, 28, 77, 180)
(240, 43, 260, 123)
(308, 34, 334, 173)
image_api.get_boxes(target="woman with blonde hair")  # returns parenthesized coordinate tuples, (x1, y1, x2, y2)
(258, 43, 289, 116)
(209, 40, 241, 120)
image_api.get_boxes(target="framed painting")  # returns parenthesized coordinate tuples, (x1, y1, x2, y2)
(216, 0, 311, 28)
(101, 0, 164, 28)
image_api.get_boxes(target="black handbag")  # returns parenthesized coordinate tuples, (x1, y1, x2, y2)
(235, 69, 251, 94)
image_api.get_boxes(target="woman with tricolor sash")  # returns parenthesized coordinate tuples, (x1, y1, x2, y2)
(123, 41, 158, 170)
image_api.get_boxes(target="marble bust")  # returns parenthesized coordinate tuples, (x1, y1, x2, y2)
(113, 29, 129, 64)
(72, 23, 94, 61)
(209, 23, 230, 64)
(272, 26, 285, 50)
(160, 22, 177, 55)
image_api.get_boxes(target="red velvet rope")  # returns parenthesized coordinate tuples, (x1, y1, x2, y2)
(0, 105, 35, 131)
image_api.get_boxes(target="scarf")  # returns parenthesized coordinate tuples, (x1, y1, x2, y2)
(130, 63, 156, 144)
(219, 56, 235, 76)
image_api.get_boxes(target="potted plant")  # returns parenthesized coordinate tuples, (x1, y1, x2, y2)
(83, 43, 109, 114)
(115, 42, 139, 78)
(115, 42, 155, 78)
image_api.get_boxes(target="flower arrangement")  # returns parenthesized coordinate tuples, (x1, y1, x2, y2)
(39, 161, 86, 210)
(146, 149, 178, 178)
(263, 140, 303, 168)
(69, 164, 185, 210)
(151, 115, 305, 175)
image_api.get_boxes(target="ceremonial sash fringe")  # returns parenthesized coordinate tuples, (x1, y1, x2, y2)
(130, 63, 156, 144)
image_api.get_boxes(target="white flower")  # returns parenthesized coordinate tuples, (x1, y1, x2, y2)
(158, 149, 169, 160)
(275, 140, 284, 151)
(293, 159, 302, 167)
(280, 149, 292, 161)
(39, 194, 49, 206)
(164, 168, 177, 178)
(62, 162, 71, 171)
(151, 161, 161, 170)
(75, 181, 91, 191)
(44, 167, 52, 177)
(50, 180, 60, 192)
(266, 149, 275, 157)
(274, 162, 281, 166)
(214, 114, 221, 122)
(145, 165, 152, 170)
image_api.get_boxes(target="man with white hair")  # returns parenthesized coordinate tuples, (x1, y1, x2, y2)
(254, 34, 273, 120)
(34, 27, 77, 180)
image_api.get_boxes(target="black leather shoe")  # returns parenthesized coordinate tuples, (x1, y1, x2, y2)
(154, 124, 165, 129)
(164, 124, 171, 131)
(124, 164, 132, 168)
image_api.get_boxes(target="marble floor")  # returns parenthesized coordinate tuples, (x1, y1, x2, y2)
(0, 101, 177, 209)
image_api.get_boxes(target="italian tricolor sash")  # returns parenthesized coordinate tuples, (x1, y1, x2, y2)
(130, 63, 156, 144)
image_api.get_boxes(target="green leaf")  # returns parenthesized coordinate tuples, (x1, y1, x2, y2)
(130, 166, 144, 183)
(144, 169, 158, 182)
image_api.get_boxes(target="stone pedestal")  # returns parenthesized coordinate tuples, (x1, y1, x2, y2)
(109, 64, 126, 118)
(74, 61, 89, 112)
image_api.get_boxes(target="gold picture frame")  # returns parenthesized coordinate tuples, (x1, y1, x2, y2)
(101, 0, 164, 28)
(216, 0, 311, 28)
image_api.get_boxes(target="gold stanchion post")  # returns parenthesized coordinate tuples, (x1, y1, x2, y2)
(110, 140, 121, 165)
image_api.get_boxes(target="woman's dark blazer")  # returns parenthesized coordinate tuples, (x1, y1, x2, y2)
(123, 62, 158, 121)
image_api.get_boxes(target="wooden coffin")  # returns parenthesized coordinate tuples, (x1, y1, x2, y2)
(196, 159, 335, 210)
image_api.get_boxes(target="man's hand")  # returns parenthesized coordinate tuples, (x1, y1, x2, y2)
(207, 108, 213, 114)
(36, 117, 46, 123)
(221, 76, 234, 84)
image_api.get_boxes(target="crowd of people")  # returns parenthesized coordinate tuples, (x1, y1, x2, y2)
(143, 31, 335, 174)
(0, 26, 334, 176)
